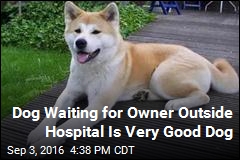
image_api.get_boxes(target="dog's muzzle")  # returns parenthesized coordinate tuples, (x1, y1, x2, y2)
(77, 48, 100, 64)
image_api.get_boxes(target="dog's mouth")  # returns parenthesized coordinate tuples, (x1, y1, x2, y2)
(76, 48, 100, 64)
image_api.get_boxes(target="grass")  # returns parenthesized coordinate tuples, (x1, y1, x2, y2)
(1, 46, 70, 120)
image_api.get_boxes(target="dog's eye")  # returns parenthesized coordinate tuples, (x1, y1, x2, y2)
(75, 29, 81, 33)
(92, 30, 101, 34)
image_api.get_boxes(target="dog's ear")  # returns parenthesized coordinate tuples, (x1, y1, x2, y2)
(64, 1, 84, 24)
(100, 3, 119, 30)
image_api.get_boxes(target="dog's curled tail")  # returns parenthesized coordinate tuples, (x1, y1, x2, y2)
(209, 58, 239, 94)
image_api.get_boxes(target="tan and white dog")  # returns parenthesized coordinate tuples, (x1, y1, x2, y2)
(27, 1, 239, 158)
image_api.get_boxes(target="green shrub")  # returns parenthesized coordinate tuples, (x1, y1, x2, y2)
(1, 1, 155, 52)
(119, 3, 155, 38)
(1, 2, 19, 24)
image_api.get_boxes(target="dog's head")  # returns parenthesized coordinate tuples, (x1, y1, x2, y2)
(64, 1, 122, 64)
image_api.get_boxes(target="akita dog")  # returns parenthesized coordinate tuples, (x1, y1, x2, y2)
(26, 1, 239, 158)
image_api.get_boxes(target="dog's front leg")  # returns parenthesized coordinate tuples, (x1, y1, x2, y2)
(27, 87, 83, 147)
(26, 88, 122, 158)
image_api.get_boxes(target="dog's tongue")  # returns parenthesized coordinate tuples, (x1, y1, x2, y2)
(77, 53, 89, 64)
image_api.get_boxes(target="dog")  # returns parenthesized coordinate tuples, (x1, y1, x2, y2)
(26, 1, 239, 158)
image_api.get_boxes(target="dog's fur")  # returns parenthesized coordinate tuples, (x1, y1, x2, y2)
(27, 2, 239, 158)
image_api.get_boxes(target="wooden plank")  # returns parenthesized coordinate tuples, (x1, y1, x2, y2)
(143, 22, 238, 37)
(139, 22, 239, 40)
(155, 11, 239, 26)
(134, 31, 239, 46)
(137, 27, 239, 43)
(153, 18, 239, 32)
(127, 36, 239, 53)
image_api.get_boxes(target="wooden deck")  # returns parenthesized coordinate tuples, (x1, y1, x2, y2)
(1, 10, 239, 159)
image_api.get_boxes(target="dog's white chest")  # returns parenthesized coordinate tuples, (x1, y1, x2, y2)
(70, 60, 113, 94)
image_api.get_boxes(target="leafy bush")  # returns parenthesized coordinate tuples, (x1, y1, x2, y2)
(1, 2, 19, 24)
(1, 1, 155, 52)
(119, 4, 155, 38)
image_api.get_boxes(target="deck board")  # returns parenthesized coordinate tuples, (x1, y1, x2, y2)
(1, 10, 239, 159)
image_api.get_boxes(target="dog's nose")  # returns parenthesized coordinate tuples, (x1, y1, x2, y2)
(76, 39, 87, 49)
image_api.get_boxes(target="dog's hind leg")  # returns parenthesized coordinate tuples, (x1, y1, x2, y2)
(164, 90, 210, 110)
(149, 59, 211, 110)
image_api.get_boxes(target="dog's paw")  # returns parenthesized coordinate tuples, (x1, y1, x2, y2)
(27, 118, 56, 146)
(133, 90, 149, 101)
(25, 148, 41, 159)
(25, 141, 46, 159)
(27, 126, 46, 146)
(164, 100, 182, 111)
